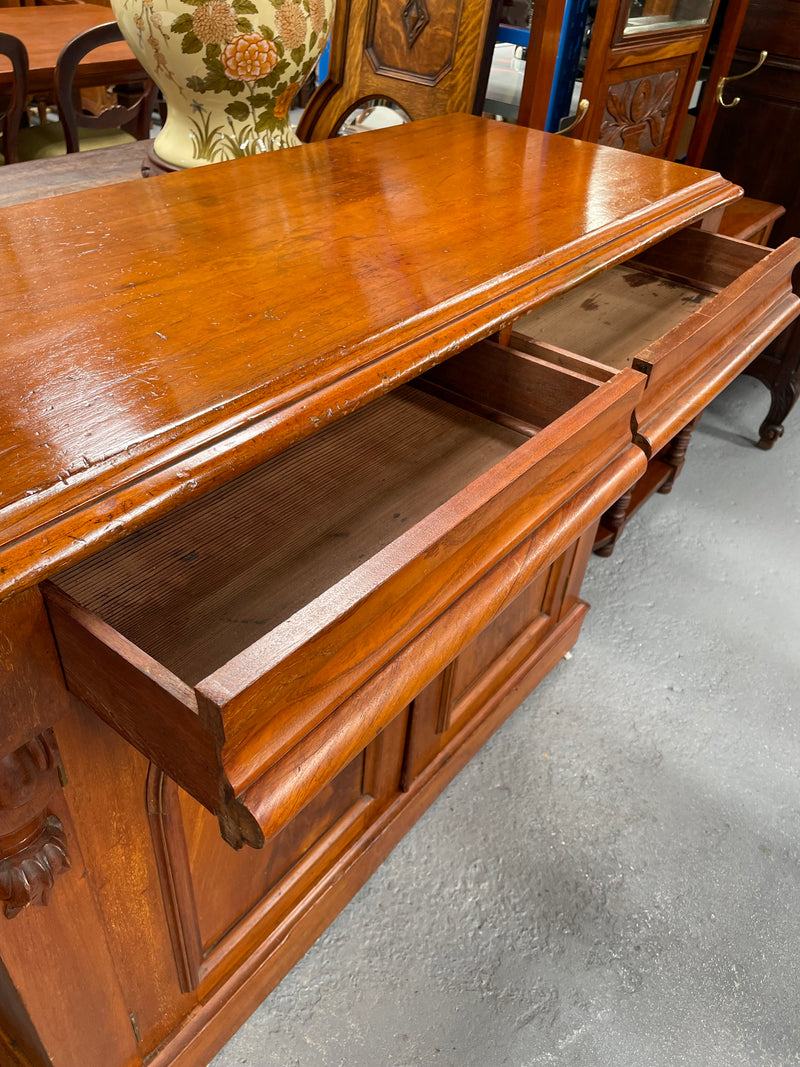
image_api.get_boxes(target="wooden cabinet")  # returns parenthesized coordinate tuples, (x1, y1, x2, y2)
(696, 0, 800, 448)
(42, 348, 646, 849)
(0, 115, 797, 1066)
(519, 0, 722, 156)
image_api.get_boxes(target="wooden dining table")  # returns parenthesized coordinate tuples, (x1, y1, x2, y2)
(0, 3, 142, 95)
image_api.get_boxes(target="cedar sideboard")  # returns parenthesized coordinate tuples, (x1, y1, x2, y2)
(0, 114, 797, 1067)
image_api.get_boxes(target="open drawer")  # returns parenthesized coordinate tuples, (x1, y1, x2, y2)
(42, 346, 647, 850)
(509, 228, 800, 454)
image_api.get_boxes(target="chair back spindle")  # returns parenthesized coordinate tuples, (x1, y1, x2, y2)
(55, 22, 156, 154)
(0, 32, 29, 165)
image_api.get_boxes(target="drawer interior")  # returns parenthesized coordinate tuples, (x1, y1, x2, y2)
(44, 339, 645, 848)
(510, 227, 771, 376)
(50, 345, 592, 689)
(512, 264, 716, 372)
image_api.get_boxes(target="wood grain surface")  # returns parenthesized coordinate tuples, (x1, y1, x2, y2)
(0, 4, 140, 94)
(0, 113, 738, 600)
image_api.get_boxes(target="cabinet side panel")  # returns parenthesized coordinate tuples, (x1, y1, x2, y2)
(53, 701, 197, 1058)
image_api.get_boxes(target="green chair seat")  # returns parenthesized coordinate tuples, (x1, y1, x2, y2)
(17, 121, 137, 161)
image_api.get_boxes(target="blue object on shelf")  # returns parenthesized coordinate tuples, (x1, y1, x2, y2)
(495, 23, 530, 48)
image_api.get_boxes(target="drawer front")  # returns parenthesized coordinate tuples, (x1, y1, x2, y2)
(511, 230, 800, 451)
(44, 356, 647, 849)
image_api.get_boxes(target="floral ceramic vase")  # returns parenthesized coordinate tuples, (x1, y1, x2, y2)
(111, 0, 333, 167)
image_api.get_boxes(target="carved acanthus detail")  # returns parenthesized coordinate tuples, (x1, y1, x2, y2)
(0, 732, 71, 919)
(600, 71, 679, 153)
(0, 815, 70, 918)
(401, 0, 430, 48)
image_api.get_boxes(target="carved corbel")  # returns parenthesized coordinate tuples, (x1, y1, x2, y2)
(0, 731, 70, 919)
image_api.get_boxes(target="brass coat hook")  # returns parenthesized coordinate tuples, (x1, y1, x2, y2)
(559, 98, 590, 134)
(715, 51, 768, 108)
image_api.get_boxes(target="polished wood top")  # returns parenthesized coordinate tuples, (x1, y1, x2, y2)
(0, 4, 139, 94)
(0, 113, 739, 597)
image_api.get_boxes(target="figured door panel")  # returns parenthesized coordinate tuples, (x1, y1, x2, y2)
(402, 530, 594, 785)
(522, 0, 720, 158)
(153, 712, 409, 990)
(366, 0, 463, 83)
(298, 0, 494, 139)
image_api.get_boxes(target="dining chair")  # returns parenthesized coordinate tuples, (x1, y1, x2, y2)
(0, 32, 29, 164)
(17, 21, 156, 160)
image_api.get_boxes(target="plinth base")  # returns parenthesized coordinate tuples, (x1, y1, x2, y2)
(142, 145, 184, 177)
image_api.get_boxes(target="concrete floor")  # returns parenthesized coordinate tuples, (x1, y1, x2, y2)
(211, 373, 800, 1067)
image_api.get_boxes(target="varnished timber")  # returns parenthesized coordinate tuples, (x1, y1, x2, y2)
(296, 0, 493, 140)
(44, 361, 646, 843)
(0, 140, 150, 209)
(510, 224, 800, 553)
(0, 114, 782, 1067)
(0, 115, 738, 601)
(0, 4, 141, 96)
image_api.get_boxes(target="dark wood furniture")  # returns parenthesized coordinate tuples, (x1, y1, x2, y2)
(0, 115, 797, 1066)
(296, 0, 495, 140)
(0, 3, 140, 97)
(519, 0, 722, 155)
(0, 28, 26, 162)
(696, 0, 800, 448)
(28, 20, 154, 155)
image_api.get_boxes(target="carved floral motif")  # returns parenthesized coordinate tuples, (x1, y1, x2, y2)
(600, 71, 679, 153)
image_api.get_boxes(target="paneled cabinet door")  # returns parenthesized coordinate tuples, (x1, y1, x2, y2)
(521, 0, 722, 158)
(402, 526, 595, 786)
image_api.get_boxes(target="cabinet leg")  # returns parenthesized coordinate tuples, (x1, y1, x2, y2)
(745, 318, 800, 450)
(756, 378, 798, 450)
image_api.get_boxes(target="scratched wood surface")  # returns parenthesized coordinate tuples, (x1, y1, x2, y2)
(0, 115, 738, 600)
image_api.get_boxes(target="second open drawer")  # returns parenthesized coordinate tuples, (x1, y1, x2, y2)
(43, 343, 646, 849)
(510, 227, 800, 453)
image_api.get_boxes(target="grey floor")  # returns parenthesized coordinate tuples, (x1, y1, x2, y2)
(211, 373, 800, 1067)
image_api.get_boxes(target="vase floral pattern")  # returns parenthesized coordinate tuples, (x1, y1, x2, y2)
(111, 0, 333, 167)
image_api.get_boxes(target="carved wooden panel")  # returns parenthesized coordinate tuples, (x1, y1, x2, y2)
(149, 714, 408, 989)
(600, 70, 680, 152)
(0, 731, 70, 919)
(365, 0, 463, 85)
(297, 0, 493, 140)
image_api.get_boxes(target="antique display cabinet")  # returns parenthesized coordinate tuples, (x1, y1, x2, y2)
(0, 115, 797, 1067)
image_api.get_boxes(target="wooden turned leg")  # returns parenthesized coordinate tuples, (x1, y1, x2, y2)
(658, 416, 699, 494)
(757, 379, 798, 450)
(745, 318, 800, 450)
(0, 731, 70, 919)
(593, 488, 632, 557)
